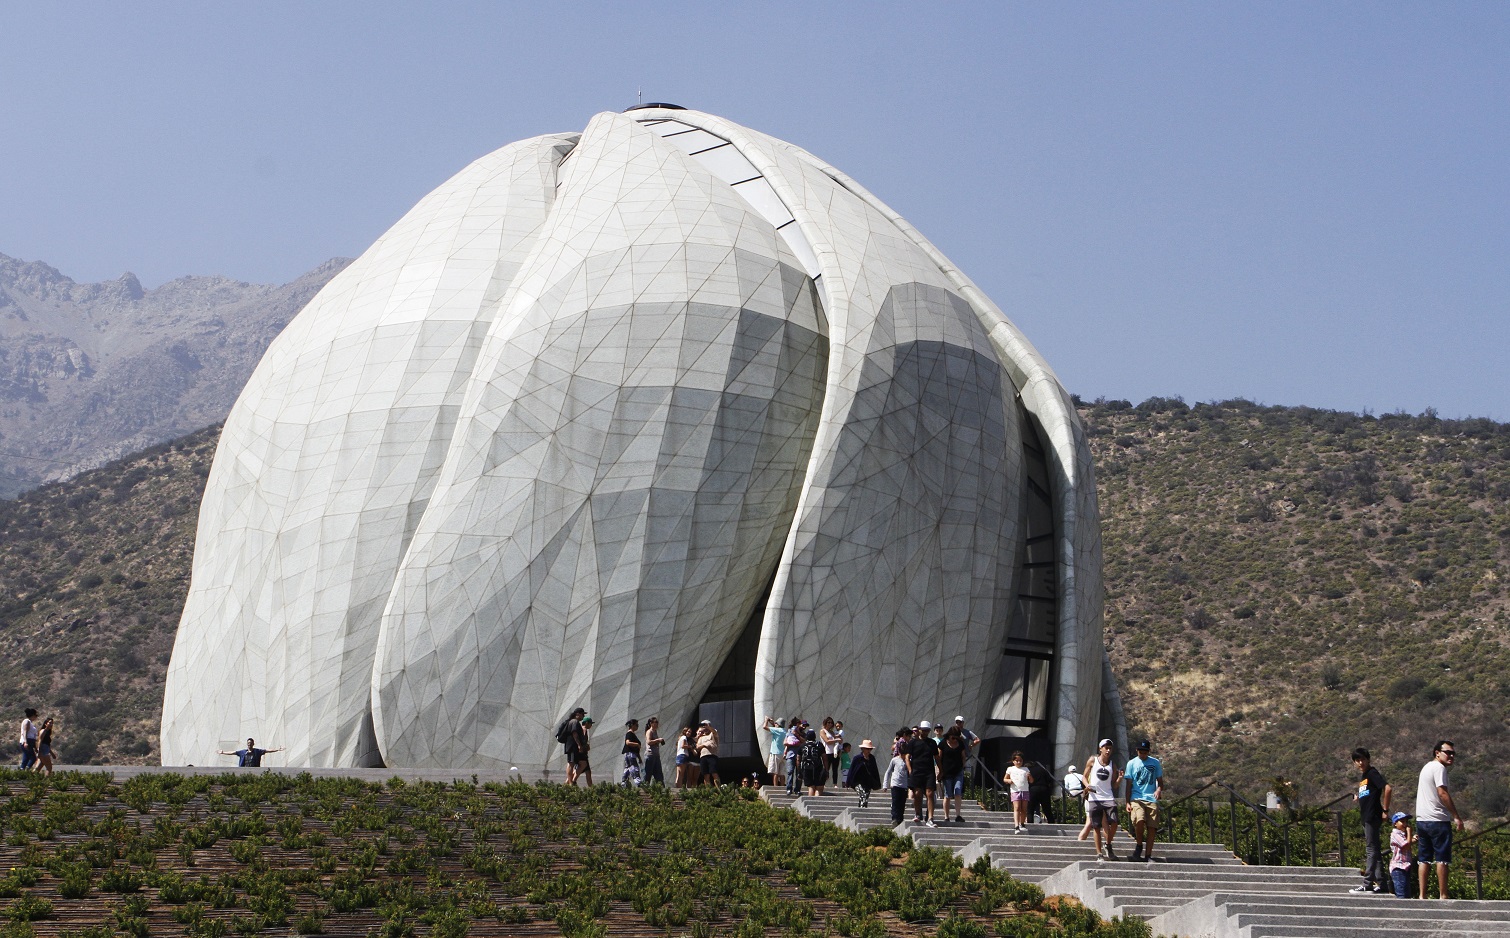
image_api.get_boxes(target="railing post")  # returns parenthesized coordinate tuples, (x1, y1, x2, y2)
(1283, 824, 1291, 866)
(1309, 821, 1317, 866)
(1208, 796, 1216, 845)
(1230, 792, 1239, 856)
(1475, 843, 1483, 900)
(1336, 811, 1346, 869)
(1256, 812, 1264, 865)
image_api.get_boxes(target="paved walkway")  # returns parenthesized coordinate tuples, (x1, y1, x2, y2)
(759, 788, 1510, 938)
(43, 763, 558, 784)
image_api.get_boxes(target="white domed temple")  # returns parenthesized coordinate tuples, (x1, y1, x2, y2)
(161, 106, 1123, 774)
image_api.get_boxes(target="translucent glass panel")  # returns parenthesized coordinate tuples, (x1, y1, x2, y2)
(989, 654, 1051, 725)
(638, 117, 822, 279)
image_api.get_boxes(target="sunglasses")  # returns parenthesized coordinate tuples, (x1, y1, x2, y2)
(1440, 750, 1456, 757)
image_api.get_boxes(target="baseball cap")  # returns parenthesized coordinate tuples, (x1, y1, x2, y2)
(954, 715, 966, 723)
(1097, 738, 1113, 749)
(1136, 740, 1151, 750)
(699, 719, 711, 725)
(919, 720, 933, 730)
(1066, 764, 1079, 772)
(1391, 812, 1412, 824)
(581, 716, 594, 726)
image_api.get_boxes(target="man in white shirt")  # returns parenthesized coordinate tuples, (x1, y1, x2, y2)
(1414, 740, 1465, 899)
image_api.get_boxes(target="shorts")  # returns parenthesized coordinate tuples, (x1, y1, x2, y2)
(574, 752, 591, 770)
(675, 753, 689, 765)
(940, 774, 963, 798)
(908, 773, 936, 792)
(38, 745, 51, 758)
(1128, 800, 1160, 826)
(1010, 791, 1030, 803)
(1417, 820, 1453, 865)
(769, 753, 784, 774)
(1088, 801, 1119, 827)
(699, 754, 719, 776)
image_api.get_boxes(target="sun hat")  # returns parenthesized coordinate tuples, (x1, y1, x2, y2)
(859, 739, 875, 749)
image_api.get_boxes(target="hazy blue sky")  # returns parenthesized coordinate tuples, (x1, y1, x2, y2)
(3, 4, 1506, 419)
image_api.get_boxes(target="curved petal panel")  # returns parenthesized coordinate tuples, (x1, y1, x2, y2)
(370, 113, 828, 768)
(161, 135, 575, 766)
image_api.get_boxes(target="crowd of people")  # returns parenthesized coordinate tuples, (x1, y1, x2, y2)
(23, 700, 1464, 901)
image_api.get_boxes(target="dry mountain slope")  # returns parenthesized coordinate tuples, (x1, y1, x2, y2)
(2, 399, 1508, 820)
(0, 253, 349, 497)
(1087, 397, 1510, 813)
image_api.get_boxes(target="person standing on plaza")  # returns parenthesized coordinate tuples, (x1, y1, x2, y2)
(1389, 812, 1417, 898)
(35, 718, 56, 776)
(621, 718, 643, 786)
(675, 726, 697, 788)
(800, 727, 827, 796)
(571, 716, 595, 786)
(642, 716, 665, 785)
(1415, 740, 1464, 899)
(906, 721, 940, 827)
(1123, 740, 1163, 862)
(784, 720, 804, 795)
(695, 719, 721, 786)
(1003, 750, 1034, 832)
(1084, 738, 1122, 860)
(217, 737, 284, 767)
(764, 716, 786, 787)
(819, 717, 841, 786)
(558, 708, 587, 784)
(1350, 747, 1391, 893)
(1064, 762, 1094, 841)
(846, 739, 882, 807)
(18, 709, 39, 770)
(938, 728, 968, 824)
(884, 732, 911, 824)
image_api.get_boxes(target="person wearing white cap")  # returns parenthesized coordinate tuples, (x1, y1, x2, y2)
(1063, 762, 1093, 841)
(1083, 738, 1123, 860)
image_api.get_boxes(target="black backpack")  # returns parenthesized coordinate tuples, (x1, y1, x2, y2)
(555, 719, 574, 744)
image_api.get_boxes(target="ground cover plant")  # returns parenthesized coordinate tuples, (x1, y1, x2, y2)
(0, 769, 1150, 937)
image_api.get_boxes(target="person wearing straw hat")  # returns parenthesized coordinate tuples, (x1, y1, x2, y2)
(846, 739, 882, 807)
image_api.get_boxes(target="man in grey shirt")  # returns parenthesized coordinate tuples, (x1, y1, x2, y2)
(1414, 740, 1464, 899)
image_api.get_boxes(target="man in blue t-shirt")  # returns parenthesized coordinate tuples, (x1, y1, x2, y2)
(1123, 739, 1164, 862)
(218, 737, 284, 767)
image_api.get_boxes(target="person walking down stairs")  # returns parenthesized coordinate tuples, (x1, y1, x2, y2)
(1084, 738, 1123, 860)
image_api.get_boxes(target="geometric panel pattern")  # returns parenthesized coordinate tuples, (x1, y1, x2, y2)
(161, 107, 1103, 771)
(161, 134, 577, 767)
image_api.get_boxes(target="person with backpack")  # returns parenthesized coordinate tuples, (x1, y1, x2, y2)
(800, 728, 827, 796)
(556, 708, 587, 784)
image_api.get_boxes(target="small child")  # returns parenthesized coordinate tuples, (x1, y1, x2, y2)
(839, 742, 853, 784)
(1003, 750, 1033, 833)
(1389, 811, 1416, 899)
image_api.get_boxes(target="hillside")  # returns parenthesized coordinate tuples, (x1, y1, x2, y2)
(1085, 398, 1510, 813)
(0, 253, 348, 497)
(0, 426, 217, 763)
(2, 401, 1508, 818)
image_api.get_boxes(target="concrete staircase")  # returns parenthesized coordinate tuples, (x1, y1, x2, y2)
(757, 789, 1510, 937)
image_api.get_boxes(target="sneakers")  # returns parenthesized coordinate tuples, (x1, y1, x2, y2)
(1349, 884, 1372, 894)
(1103, 843, 1117, 861)
(925, 819, 937, 828)
(912, 816, 924, 824)
(1130, 845, 1143, 862)
(954, 816, 966, 825)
